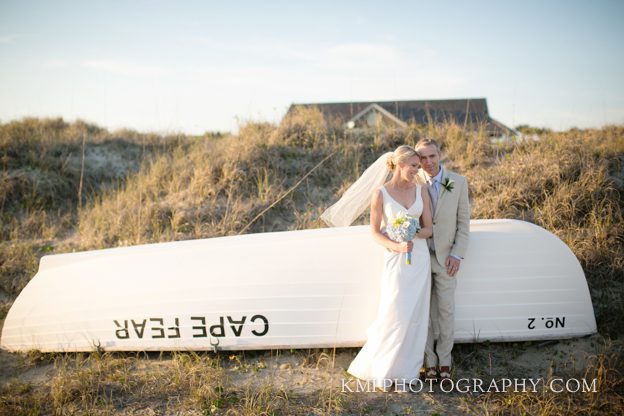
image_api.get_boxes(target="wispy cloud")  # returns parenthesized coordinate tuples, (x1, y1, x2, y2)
(42, 59, 69, 68)
(183, 39, 468, 101)
(321, 42, 404, 71)
(80, 59, 169, 77)
(186, 36, 446, 76)
(313, 42, 468, 94)
(0, 34, 19, 44)
(186, 35, 314, 63)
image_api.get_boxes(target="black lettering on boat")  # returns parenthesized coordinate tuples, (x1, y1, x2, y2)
(150, 318, 165, 338)
(228, 316, 247, 336)
(132, 319, 147, 338)
(529, 315, 567, 330)
(210, 316, 225, 337)
(114, 320, 130, 339)
(250, 314, 269, 336)
(191, 316, 207, 338)
(168, 318, 181, 338)
(115, 314, 269, 339)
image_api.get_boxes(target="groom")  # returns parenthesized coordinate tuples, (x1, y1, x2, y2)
(415, 138, 470, 381)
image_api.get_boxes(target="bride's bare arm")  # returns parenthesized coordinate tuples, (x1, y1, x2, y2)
(370, 189, 412, 253)
(416, 188, 433, 239)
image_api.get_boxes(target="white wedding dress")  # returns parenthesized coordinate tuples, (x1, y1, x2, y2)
(347, 184, 431, 385)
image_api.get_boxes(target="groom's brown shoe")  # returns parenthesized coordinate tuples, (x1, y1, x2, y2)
(439, 366, 452, 382)
(422, 367, 438, 382)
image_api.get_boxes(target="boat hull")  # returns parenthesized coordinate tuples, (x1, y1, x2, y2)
(1, 219, 597, 352)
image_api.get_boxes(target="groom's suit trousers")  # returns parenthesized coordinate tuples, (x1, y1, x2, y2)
(424, 254, 457, 368)
(419, 168, 470, 369)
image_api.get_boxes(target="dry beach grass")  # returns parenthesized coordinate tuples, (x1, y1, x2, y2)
(0, 114, 623, 414)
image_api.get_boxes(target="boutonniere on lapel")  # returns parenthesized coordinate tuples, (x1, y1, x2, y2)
(441, 177, 455, 194)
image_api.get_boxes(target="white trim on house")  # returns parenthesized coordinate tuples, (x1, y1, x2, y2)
(346, 103, 408, 129)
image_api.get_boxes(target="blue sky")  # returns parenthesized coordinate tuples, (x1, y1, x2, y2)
(1, 0, 622, 134)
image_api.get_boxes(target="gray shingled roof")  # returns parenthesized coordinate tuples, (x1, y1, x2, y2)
(286, 98, 517, 136)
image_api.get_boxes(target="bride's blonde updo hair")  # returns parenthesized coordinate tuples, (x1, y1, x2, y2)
(386, 145, 418, 171)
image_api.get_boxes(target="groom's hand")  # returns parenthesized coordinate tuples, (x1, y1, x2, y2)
(446, 256, 461, 277)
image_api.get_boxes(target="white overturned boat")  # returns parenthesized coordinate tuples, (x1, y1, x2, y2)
(1, 219, 596, 352)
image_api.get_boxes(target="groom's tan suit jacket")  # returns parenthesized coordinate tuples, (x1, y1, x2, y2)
(418, 168, 470, 266)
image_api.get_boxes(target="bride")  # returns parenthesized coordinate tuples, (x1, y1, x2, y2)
(321, 145, 433, 390)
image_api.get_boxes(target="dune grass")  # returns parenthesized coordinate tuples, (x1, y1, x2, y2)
(0, 114, 622, 415)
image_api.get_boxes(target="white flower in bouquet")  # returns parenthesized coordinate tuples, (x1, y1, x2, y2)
(386, 212, 421, 264)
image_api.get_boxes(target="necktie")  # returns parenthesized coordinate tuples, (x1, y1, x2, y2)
(428, 179, 438, 214)
(428, 179, 438, 252)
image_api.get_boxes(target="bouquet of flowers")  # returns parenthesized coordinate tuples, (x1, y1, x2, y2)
(386, 212, 421, 265)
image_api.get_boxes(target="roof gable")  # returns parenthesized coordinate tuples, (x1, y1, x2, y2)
(347, 103, 408, 129)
